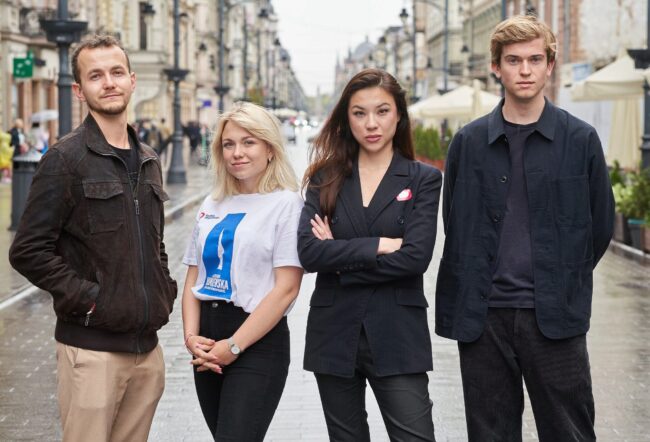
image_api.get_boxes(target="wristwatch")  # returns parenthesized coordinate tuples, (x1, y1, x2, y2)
(227, 337, 241, 355)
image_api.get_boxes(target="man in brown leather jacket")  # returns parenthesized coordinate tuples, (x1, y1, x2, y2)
(9, 35, 177, 442)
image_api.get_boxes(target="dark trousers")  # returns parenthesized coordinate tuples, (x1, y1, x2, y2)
(314, 328, 436, 442)
(458, 308, 595, 442)
(193, 301, 290, 441)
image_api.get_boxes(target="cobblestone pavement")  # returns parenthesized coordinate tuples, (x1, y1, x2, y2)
(1, 132, 649, 441)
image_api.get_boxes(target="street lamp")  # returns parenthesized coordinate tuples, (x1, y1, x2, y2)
(272, 38, 281, 110)
(40, 0, 88, 137)
(628, 0, 650, 169)
(399, 0, 449, 102)
(163, 0, 190, 184)
(215, 0, 230, 112)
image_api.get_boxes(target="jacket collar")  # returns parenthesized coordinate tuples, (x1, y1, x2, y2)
(487, 97, 557, 145)
(83, 113, 156, 161)
(338, 151, 414, 236)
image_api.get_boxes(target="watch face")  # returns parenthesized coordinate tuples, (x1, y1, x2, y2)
(231, 345, 241, 355)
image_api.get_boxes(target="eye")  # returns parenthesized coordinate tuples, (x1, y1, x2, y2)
(530, 56, 544, 64)
(89, 74, 101, 80)
(378, 108, 389, 115)
(507, 58, 519, 65)
(113, 70, 125, 76)
(353, 111, 365, 117)
(222, 142, 233, 149)
(244, 139, 256, 146)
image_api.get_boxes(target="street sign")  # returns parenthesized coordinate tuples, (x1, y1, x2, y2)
(13, 56, 33, 78)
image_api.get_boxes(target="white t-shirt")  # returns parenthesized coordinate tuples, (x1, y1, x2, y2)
(183, 189, 304, 313)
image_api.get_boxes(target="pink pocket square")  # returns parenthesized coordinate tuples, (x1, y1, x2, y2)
(396, 189, 412, 201)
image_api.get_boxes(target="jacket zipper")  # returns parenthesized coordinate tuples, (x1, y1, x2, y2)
(96, 150, 154, 353)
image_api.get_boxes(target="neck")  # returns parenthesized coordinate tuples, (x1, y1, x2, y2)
(90, 110, 130, 148)
(358, 146, 394, 169)
(501, 93, 546, 125)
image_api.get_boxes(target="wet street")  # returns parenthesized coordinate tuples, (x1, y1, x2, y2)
(1, 131, 649, 441)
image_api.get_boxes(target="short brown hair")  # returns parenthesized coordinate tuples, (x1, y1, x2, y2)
(490, 15, 557, 66)
(71, 35, 131, 83)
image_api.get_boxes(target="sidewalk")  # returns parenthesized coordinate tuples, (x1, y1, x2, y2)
(0, 159, 212, 306)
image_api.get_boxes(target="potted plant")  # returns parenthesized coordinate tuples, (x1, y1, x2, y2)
(610, 161, 631, 244)
(619, 168, 650, 251)
(413, 125, 447, 171)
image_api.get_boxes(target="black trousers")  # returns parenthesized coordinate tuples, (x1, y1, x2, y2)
(458, 308, 595, 442)
(314, 328, 436, 442)
(193, 301, 290, 441)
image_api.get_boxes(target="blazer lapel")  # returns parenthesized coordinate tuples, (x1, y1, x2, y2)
(366, 153, 414, 227)
(339, 160, 370, 237)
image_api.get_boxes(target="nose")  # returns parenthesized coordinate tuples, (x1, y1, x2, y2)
(103, 73, 116, 88)
(366, 113, 378, 130)
(520, 60, 531, 75)
(232, 143, 244, 158)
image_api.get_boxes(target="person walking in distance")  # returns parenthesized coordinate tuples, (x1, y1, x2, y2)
(9, 35, 177, 442)
(435, 16, 614, 441)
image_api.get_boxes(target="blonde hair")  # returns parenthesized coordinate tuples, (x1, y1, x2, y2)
(490, 15, 557, 66)
(210, 102, 298, 200)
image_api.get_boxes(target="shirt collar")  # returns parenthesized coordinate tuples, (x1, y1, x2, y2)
(488, 97, 557, 145)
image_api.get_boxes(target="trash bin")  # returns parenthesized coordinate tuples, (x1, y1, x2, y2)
(9, 149, 42, 231)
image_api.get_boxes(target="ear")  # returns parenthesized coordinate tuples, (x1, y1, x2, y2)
(130, 71, 136, 92)
(72, 82, 85, 102)
(546, 58, 556, 77)
(491, 62, 501, 79)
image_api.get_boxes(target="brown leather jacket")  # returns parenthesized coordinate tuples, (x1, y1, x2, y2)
(9, 115, 177, 353)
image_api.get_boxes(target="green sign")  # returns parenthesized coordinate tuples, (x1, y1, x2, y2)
(13, 57, 33, 78)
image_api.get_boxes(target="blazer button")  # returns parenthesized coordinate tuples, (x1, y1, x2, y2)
(331, 216, 339, 224)
(397, 216, 405, 225)
(500, 176, 508, 183)
(480, 294, 487, 301)
(492, 215, 501, 223)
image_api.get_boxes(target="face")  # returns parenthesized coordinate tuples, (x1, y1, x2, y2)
(492, 37, 554, 104)
(221, 121, 272, 194)
(72, 46, 135, 117)
(347, 86, 399, 156)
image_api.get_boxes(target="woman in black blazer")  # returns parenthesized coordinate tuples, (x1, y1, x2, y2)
(298, 69, 442, 441)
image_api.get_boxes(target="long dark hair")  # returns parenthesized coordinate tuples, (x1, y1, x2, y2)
(303, 68, 414, 218)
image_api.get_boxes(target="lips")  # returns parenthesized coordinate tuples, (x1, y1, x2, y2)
(365, 135, 381, 142)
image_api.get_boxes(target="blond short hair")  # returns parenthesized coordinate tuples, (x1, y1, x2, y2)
(490, 15, 557, 66)
(210, 102, 298, 200)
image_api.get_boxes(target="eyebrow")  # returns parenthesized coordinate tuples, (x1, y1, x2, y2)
(86, 65, 127, 75)
(350, 102, 392, 110)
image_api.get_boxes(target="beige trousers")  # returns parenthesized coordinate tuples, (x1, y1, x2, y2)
(55, 342, 165, 442)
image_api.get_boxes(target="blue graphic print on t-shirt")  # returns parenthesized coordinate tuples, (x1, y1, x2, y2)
(198, 213, 246, 299)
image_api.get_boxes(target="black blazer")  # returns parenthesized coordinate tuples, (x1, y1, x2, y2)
(298, 152, 442, 377)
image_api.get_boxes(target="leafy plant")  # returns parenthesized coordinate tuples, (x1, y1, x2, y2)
(609, 160, 626, 187)
(412, 125, 446, 161)
(616, 167, 650, 221)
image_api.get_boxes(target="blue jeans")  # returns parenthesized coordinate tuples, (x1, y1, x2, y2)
(459, 308, 595, 442)
(193, 301, 289, 441)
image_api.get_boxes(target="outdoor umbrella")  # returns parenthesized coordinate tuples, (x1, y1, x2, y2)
(571, 52, 646, 169)
(30, 109, 59, 123)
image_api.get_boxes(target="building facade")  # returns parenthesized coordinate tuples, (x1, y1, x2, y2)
(0, 0, 307, 138)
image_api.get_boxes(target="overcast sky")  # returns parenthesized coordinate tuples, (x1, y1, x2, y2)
(273, 0, 406, 97)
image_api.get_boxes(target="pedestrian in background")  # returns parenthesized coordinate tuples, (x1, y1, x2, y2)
(27, 121, 49, 153)
(8, 118, 28, 158)
(298, 68, 441, 441)
(9, 35, 177, 442)
(181, 101, 303, 441)
(435, 15, 614, 441)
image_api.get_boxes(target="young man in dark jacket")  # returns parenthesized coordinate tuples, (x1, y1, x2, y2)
(435, 15, 614, 441)
(9, 35, 177, 442)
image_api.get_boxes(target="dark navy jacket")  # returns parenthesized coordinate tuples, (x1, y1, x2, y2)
(298, 153, 442, 377)
(435, 99, 614, 342)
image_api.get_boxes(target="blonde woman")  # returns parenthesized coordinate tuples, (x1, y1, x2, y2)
(181, 102, 303, 441)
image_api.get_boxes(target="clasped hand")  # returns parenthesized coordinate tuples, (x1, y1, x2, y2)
(186, 335, 239, 373)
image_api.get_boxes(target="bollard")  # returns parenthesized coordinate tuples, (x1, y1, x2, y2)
(9, 150, 42, 231)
